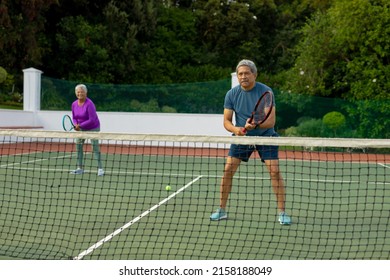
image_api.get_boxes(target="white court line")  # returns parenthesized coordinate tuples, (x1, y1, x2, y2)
(2, 165, 389, 185)
(0, 155, 71, 168)
(378, 163, 390, 169)
(73, 175, 204, 260)
(2, 166, 204, 178)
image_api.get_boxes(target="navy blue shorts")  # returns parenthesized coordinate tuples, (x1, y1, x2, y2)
(228, 134, 279, 162)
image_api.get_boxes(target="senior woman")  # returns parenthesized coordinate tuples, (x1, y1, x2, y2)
(70, 84, 104, 176)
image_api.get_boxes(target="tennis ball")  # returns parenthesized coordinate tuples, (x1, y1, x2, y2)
(165, 185, 172, 191)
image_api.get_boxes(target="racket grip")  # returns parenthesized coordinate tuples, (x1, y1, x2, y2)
(242, 128, 247, 134)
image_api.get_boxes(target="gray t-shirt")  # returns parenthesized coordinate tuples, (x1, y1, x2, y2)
(224, 82, 276, 136)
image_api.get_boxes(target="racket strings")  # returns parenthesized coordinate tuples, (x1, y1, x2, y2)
(62, 115, 74, 131)
(253, 92, 273, 124)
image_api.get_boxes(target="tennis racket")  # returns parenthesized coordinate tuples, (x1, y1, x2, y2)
(62, 114, 75, 131)
(242, 90, 274, 133)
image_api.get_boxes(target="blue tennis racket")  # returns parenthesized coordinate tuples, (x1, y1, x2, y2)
(62, 114, 75, 131)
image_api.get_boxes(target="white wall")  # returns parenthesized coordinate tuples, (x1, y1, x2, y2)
(1, 109, 228, 136)
(0, 68, 237, 136)
(34, 110, 229, 136)
(0, 109, 39, 127)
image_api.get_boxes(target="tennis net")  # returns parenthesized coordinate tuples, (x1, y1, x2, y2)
(0, 129, 389, 260)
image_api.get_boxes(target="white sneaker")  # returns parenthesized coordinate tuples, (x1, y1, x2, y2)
(70, 168, 84, 175)
(98, 169, 105, 176)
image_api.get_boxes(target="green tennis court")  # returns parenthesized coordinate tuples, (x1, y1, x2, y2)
(1, 138, 389, 260)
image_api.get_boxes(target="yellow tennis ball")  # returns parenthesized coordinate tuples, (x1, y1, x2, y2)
(165, 185, 171, 191)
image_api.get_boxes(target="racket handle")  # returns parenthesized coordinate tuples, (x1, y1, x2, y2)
(242, 128, 247, 134)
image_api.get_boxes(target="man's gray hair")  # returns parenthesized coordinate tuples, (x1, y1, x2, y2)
(75, 84, 88, 93)
(236, 59, 257, 74)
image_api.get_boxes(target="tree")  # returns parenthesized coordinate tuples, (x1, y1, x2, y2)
(322, 111, 346, 136)
(0, 66, 6, 84)
(0, 0, 57, 72)
(0, 66, 21, 107)
(45, 0, 159, 83)
(282, 0, 389, 101)
(279, 0, 389, 138)
(193, 0, 277, 70)
(1, 0, 336, 85)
